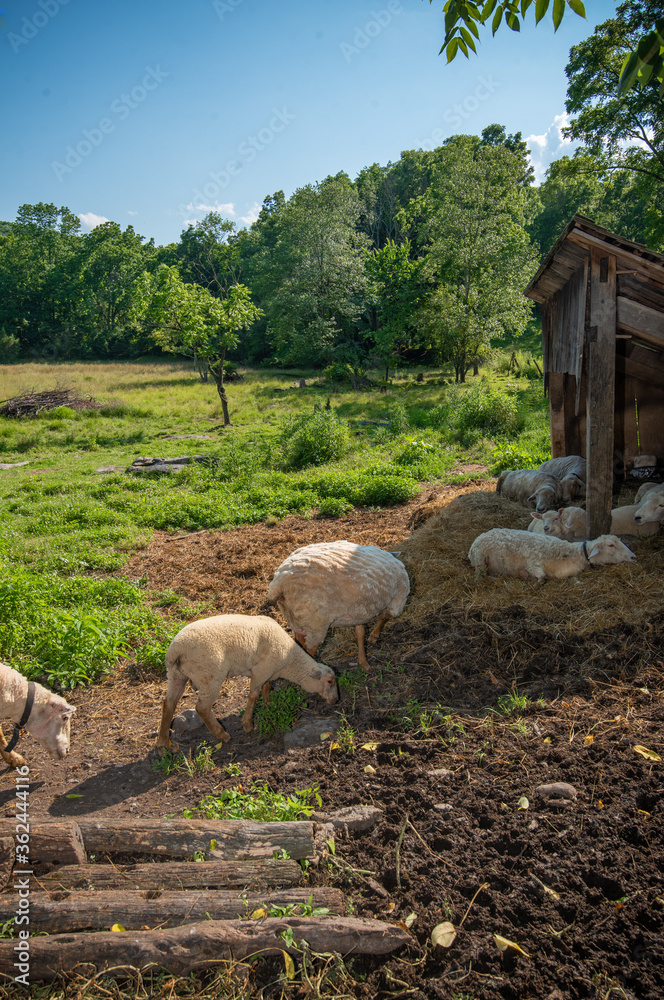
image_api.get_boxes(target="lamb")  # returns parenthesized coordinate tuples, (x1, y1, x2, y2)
(552, 504, 661, 540)
(156, 614, 338, 750)
(267, 540, 410, 670)
(496, 470, 562, 512)
(0, 661, 75, 768)
(527, 510, 562, 535)
(468, 528, 636, 581)
(634, 482, 664, 504)
(634, 490, 664, 525)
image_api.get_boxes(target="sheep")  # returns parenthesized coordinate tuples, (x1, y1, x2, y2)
(156, 614, 339, 750)
(634, 481, 664, 504)
(267, 540, 410, 670)
(634, 490, 664, 526)
(468, 528, 636, 581)
(552, 504, 661, 540)
(0, 661, 75, 768)
(527, 510, 562, 535)
(539, 455, 586, 482)
(560, 472, 586, 503)
(496, 470, 562, 512)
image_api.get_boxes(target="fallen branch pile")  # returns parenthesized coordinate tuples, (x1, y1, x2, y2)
(0, 388, 103, 417)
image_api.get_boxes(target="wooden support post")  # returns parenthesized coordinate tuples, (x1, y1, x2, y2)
(76, 817, 314, 860)
(0, 821, 85, 865)
(586, 249, 617, 538)
(548, 371, 566, 457)
(33, 858, 302, 891)
(0, 888, 347, 934)
(0, 917, 413, 980)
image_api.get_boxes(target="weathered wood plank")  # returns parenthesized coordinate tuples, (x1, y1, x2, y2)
(0, 888, 346, 933)
(0, 821, 85, 865)
(33, 859, 302, 891)
(616, 295, 664, 344)
(76, 818, 314, 860)
(547, 371, 566, 458)
(586, 248, 617, 538)
(0, 838, 13, 891)
(0, 917, 413, 981)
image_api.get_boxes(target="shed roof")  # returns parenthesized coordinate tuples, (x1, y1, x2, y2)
(524, 215, 664, 352)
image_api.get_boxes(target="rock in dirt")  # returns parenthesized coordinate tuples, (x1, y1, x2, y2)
(283, 718, 339, 749)
(428, 768, 455, 779)
(172, 709, 205, 735)
(95, 465, 124, 474)
(127, 456, 218, 475)
(312, 805, 383, 833)
(0, 460, 30, 470)
(536, 782, 578, 808)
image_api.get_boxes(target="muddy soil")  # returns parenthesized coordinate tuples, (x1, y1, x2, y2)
(2, 481, 663, 1000)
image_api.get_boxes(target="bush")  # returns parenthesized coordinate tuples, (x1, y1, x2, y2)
(388, 403, 409, 436)
(280, 410, 349, 470)
(489, 442, 551, 475)
(456, 384, 523, 437)
(317, 496, 353, 517)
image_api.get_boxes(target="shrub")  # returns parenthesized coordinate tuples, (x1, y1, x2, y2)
(318, 496, 353, 517)
(280, 410, 349, 470)
(456, 384, 523, 437)
(489, 441, 552, 475)
(396, 438, 435, 467)
(388, 403, 409, 436)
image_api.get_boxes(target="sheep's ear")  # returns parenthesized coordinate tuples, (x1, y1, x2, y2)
(588, 544, 601, 559)
(527, 493, 537, 503)
(558, 508, 565, 514)
(531, 512, 542, 521)
(310, 668, 322, 680)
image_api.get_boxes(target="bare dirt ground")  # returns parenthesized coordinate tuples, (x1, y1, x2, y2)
(2, 478, 663, 1000)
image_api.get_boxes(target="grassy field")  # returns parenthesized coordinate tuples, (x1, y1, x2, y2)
(0, 350, 550, 689)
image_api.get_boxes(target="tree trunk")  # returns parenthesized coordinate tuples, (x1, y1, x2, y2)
(0, 917, 413, 980)
(35, 858, 302, 891)
(0, 820, 85, 865)
(213, 347, 231, 425)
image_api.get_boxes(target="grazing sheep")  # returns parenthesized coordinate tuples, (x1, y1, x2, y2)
(156, 614, 338, 750)
(634, 481, 664, 504)
(468, 528, 636, 581)
(267, 540, 410, 670)
(0, 662, 75, 768)
(539, 455, 586, 482)
(496, 470, 562, 512)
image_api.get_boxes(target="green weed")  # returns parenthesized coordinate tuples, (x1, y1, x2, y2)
(253, 686, 307, 737)
(185, 782, 322, 822)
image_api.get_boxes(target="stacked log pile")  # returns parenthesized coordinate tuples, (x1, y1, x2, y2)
(0, 388, 103, 417)
(0, 818, 411, 981)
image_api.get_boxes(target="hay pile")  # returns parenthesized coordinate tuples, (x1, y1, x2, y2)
(396, 485, 664, 636)
(0, 388, 103, 417)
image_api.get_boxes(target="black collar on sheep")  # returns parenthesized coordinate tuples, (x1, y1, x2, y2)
(5, 681, 35, 753)
(582, 541, 590, 563)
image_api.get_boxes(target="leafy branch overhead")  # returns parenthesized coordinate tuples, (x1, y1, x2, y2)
(436, 0, 664, 96)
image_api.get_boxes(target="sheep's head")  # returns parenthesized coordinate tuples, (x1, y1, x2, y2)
(304, 665, 339, 705)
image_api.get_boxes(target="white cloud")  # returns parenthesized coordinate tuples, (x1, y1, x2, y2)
(526, 112, 576, 185)
(127, 210, 138, 216)
(78, 212, 110, 230)
(239, 202, 261, 226)
(185, 201, 235, 215)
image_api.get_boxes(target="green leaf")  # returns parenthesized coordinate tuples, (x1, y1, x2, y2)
(481, 0, 498, 22)
(566, 0, 585, 17)
(618, 50, 642, 96)
(535, 0, 549, 24)
(505, 10, 521, 30)
(462, 14, 481, 38)
(446, 36, 460, 61)
(520, 0, 534, 16)
(491, 4, 503, 34)
(460, 27, 477, 52)
(552, 0, 564, 31)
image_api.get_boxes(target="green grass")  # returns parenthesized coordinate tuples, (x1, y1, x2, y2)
(0, 346, 549, 690)
(184, 782, 322, 821)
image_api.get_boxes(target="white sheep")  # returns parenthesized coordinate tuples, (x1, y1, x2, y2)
(527, 510, 562, 535)
(496, 470, 562, 512)
(267, 540, 410, 670)
(539, 455, 586, 482)
(0, 662, 75, 768)
(553, 504, 661, 540)
(468, 528, 636, 581)
(156, 614, 338, 750)
(634, 491, 664, 526)
(634, 482, 664, 504)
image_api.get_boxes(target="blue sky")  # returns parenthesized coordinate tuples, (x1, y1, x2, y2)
(1, 0, 616, 246)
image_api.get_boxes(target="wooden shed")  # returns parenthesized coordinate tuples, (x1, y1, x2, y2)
(524, 215, 664, 538)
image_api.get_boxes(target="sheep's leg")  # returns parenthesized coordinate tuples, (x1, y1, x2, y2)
(156, 674, 187, 751)
(306, 643, 320, 657)
(242, 687, 262, 733)
(355, 624, 371, 670)
(0, 725, 26, 769)
(195, 697, 231, 744)
(367, 610, 391, 645)
(262, 681, 270, 705)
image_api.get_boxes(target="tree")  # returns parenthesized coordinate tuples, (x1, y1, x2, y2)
(435, 0, 664, 97)
(138, 265, 262, 424)
(364, 240, 418, 381)
(412, 137, 538, 381)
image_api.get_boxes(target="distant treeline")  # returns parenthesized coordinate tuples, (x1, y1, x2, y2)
(1, 5, 661, 378)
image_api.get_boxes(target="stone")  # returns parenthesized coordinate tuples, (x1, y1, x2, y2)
(171, 709, 205, 735)
(283, 717, 339, 749)
(95, 465, 124, 474)
(318, 805, 384, 833)
(0, 460, 30, 470)
(535, 782, 578, 808)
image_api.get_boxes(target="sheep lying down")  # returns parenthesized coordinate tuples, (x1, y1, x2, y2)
(468, 528, 636, 581)
(157, 614, 338, 750)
